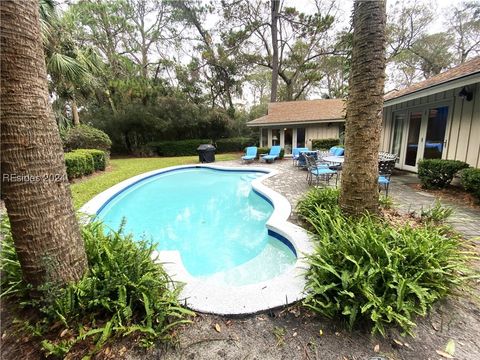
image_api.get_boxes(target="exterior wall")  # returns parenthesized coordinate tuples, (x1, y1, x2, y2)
(305, 123, 341, 148)
(381, 82, 480, 169)
(258, 123, 342, 150)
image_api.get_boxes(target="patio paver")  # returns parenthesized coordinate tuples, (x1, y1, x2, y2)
(217, 158, 480, 239)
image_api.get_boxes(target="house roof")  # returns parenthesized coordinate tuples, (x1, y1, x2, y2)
(247, 98, 345, 126)
(384, 56, 480, 102)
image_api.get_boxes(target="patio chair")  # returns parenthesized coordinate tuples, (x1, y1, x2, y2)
(292, 147, 309, 166)
(378, 151, 397, 162)
(261, 145, 282, 163)
(242, 146, 257, 163)
(305, 154, 338, 187)
(378, 159, 396, 196)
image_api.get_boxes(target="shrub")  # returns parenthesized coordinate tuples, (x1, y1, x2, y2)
(460, 167, 480, 201)
(73, 149, 107, 171)
(417, 159, 469, 189)
(296, 187, 340, 219)
(420, 200, 453, 224)
(64, 152, 92, 179)
(0, 219, 193, 356)
(148, 139, 211, 156)
(64, 149, 107, 179)
(63, 125, 112, 152)
(297, 188, 475, 336)
(312, 138, 340, 150)
(214, 137, 256, 153)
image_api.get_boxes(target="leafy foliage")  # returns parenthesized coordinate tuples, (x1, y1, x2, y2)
(460, 167, 480, 201)
(88, 100, 233, 154)
(64, 149, 107, 179)
(297, 188, 476, 336)
(148, 139, 211, 157)
(0, 219, 193, 356)
(63, 124, 112, 152)
(417, 159, 469, 189)
(420, 200, 454, 224)
(214, 137, 256, 153)
(311, 138, 341, 150)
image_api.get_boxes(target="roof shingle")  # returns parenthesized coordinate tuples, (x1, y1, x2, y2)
(385, 56, 480, 101)
(247, 98, 345, 126)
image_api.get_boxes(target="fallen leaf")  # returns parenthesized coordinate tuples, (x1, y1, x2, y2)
(104, 347, 111, 355)
(445, 339, 456, 356)
(119, 346, 127, 355)
(335, 332, 340, 336)
(225, 320, 232, 326)
(292, 332, 297, 337)
(393, 339, 404, 347)
(374, 344, 380, 352)
(2, 333, 7, 339)
(436, 350, 454, 359)
(319, 329, 323, 336)
(257, 316, 266, 321)
(214, 323, 221, 332)
(60, 329, 69, 338)
(404, 342, 412, 349)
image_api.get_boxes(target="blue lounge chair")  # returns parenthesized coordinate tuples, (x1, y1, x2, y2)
(261, 145, 282, 163)
(242, 146, 257, 163)
(292, 147, 309, 166)
(329, 146, 344, 156)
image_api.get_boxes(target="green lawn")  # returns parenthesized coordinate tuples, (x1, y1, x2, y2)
(71, 153, 239, 209)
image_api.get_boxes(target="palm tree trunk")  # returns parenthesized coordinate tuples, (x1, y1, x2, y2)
(0, 0, 87, 288)
(339, 0, 387, 216)
(71, 97, 80, 126)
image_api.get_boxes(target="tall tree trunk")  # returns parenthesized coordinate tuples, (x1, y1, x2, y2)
(270, 0, 280, 102)
(71, 97, 80, 126)
(0, 0, 87, 288)
(339, 0, 387, 216)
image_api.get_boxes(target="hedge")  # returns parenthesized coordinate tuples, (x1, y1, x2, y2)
(215, 137, 256, 153)
(64, 149, 108, 180)
(73, 149, 107, 171)
(147, 139, 210, 157)
(63, 125, 112, 152)
(417, 159, 469, 189)
(460, 167, 480, 201)
(312, 138, 340, 150)
(148, 137, 257, 157)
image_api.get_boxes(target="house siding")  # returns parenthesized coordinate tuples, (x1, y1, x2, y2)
(381, 83, 480, 169)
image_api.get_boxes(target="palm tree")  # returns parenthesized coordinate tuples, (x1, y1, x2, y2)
(40, 1, 103, 126)
(1, 0, 87, 287)
(339, 0, 387, 216)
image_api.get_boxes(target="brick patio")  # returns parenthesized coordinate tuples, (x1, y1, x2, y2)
(217, 157, 480, 240)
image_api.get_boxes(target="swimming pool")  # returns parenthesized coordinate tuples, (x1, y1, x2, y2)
(96, 168, 296, 285)
(80, 164, 312, 314)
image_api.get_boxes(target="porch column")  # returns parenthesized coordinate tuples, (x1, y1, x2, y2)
(280, 129, 285, 148)
(292, 128, 297, 148)
(267, 128, 272, 147)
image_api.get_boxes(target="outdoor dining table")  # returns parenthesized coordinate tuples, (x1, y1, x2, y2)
(322, 155, 344, 164)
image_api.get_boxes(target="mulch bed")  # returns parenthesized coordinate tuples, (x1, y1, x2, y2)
(405, 183, 479, 209)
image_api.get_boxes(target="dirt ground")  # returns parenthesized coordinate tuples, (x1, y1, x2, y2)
(2, 292, 479, 360)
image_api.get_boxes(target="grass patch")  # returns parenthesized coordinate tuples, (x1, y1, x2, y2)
(297, 188, 477, 336)
(71, 154, 238, 208)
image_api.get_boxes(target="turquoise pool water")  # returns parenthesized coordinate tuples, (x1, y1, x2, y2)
(96, 167, 296, 285)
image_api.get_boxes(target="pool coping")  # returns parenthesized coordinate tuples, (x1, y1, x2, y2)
(79, 164, 313, 315)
